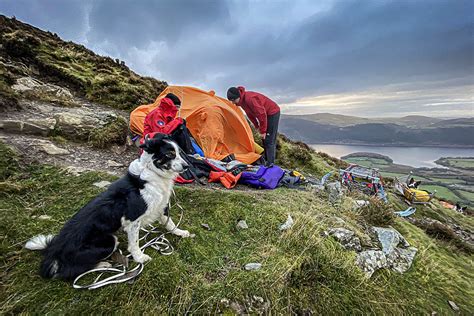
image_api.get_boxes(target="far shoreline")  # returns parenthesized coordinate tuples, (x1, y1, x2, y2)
(309, 142, 474, 149)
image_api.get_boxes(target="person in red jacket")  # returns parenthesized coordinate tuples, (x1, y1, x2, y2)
(142, 93, 195, 154)
(227, 86, 280, 165)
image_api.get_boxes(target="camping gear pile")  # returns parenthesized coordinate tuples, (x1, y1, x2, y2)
(394, 174, 435, 204)
(339, 164, 388, 202)
(130, 86, 310, 190)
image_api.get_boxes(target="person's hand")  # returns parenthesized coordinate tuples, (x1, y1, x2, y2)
(260, 132, 266, 140)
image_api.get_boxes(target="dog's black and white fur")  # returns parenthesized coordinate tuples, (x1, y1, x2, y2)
(25, 134, 191, 281)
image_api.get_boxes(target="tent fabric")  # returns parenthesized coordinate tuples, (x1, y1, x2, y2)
(130, 86, 261, 164)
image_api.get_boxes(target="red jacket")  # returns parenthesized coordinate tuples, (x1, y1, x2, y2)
(143, 97, 183, 136)
(236, 86, 280, 134)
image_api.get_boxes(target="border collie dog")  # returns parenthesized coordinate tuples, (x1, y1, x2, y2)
(25, 134, 191, 281)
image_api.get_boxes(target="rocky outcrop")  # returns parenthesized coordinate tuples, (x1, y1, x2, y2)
(327, 225, 417, 278)
(12, 77, 76, 106)
(328, 227, 362, 251)
(356, 227, 418, 277)
(0, 101, 122, 141)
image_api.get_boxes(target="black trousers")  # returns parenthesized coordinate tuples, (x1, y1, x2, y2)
(263, 111, 280, 165)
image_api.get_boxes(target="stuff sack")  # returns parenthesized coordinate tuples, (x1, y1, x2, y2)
(240, 165, 285, 189)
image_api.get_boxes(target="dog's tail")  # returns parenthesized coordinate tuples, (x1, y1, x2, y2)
(25, 234, 54, 251)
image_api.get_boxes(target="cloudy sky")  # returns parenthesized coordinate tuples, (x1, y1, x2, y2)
(1, 0, 473, 117)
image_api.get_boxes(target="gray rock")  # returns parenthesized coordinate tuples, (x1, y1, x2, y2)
(356, 227, 417, 277)
(356, 250, 388, 278)
(372, 226, 411, 254)
(53, 109, 118, 140)
(93, 181, 112, 189)
(38, 215, 52, 220)
(372, 227, 401, 254)
(447, 300, 459, 311)
(64, 166, 91, 176)
(328, 227, 362, 251)
(107, 160, 123, 168)
(201, 223, 211, 231)
(0, 120, 23, 132)
(12, 77, 75, 105)
(26, 118, 56, 131)
(279, 214, 294, 231)
(38, 143, 69, 155)
(236, 220, 249, 229)
(22, 122, 49, 136)
(326, 181, 343, 205)
(244, 263, 262, 271)
(389, 247, 418, 273)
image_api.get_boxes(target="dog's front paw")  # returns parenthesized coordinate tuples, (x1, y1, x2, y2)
(133, 253, 152, 263)
(175, 229, 191, 238)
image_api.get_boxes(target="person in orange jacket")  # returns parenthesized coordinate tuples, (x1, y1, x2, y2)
(142, 93, 195, 154)
(227, 86, 280, 165)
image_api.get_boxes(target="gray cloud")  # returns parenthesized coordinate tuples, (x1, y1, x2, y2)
(1, 0, 473, 117)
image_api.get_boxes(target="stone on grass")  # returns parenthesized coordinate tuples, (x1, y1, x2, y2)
(326, 181, 343, 205)
(244, 263, 262, 271)
(356, 227, 417, 277)
(64, 166, 90, 176)
(93, 180, 112, 188)
(201, 223, 211, 231)
(389, 247, 418, 274)
(356, 250, 388, 278)
(38, 215, 52, 220)
(236, 220, 248, 229)
(328, 227, 362, 251)
(447, 300, 460, 311)
(279, 214, 294, 231)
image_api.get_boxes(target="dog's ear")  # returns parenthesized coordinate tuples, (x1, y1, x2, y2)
(140, 133, 168, 153)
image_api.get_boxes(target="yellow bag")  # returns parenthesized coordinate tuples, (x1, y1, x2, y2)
(406, 188, 431, 202)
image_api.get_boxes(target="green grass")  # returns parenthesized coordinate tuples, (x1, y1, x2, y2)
(380, 171, 406, 179)
(457, 190, 474, 203)
(344, 157, 390, 168)
(419, 185, 461, 203)
(429, 177, 466, 185)
(1, 142, 473, 314)
(436, 157, 474, 171)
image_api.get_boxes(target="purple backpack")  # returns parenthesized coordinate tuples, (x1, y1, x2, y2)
(239, 165, 285, 189)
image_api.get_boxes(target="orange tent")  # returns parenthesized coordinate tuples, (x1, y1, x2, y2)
(130, 86, 261, 164)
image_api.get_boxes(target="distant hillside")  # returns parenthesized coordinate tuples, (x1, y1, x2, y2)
(284, 113, 444, 128)
(280, 114, 474, 147)
(0, 15, 167, 110)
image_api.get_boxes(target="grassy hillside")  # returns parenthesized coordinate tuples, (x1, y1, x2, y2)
(283, 113, 444, 128)
(0, 15, 167, 110)
(1, 142, 473, 314)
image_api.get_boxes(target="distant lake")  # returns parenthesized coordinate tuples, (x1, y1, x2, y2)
(310, 144, 474, 168)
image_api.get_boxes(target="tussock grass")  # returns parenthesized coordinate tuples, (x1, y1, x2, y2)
(1, 142, 473, 314)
